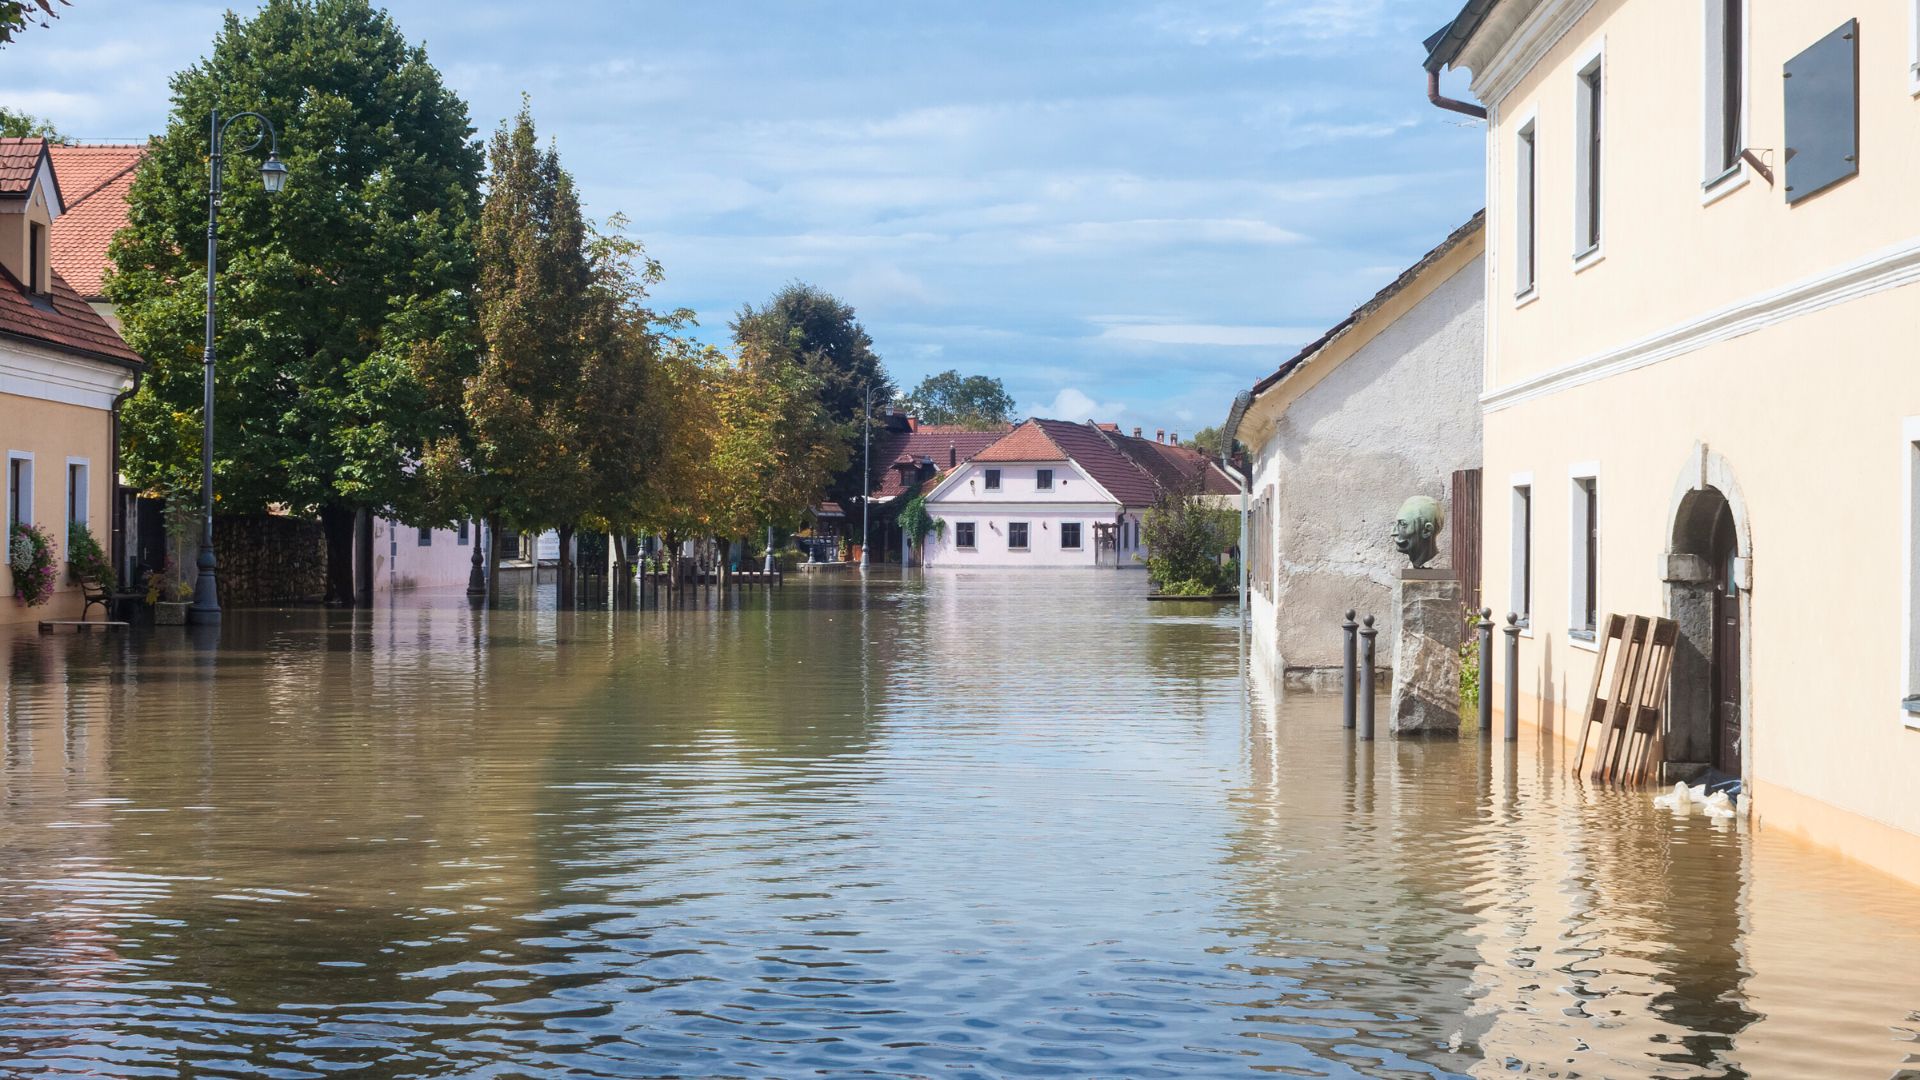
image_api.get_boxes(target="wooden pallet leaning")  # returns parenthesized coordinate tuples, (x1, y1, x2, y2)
(1571, 614, 1630, 778)
(1591, 616, 1654, 783)
(1570, 613, 1680, 785)
(1616, 618, 1678, 785)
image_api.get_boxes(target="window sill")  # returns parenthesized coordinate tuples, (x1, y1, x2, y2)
(1572, 246, 1604, 274)
(1514, 287, 1540, 309)
(1568, 629, 1599, 652)
(1702, 162, 1748, 206)
(1517, 618, 1534, 639)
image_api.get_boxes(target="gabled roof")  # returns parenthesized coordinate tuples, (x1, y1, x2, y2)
(46, 143, 145, 300)
(972, 419, 1068, 463)
(0, 137, 49, 195)
(1108, 431, 1240, 497)
(868, 422, 1011, 499)
(0, 261, 143, 366)
(1031, 418, 1160, 505)
(943, 417, 1238, 508)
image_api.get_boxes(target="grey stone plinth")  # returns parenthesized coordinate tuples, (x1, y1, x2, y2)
(1390, 575, 1462, 738)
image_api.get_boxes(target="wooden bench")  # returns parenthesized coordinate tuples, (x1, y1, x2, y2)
(76, 575, 112, 622)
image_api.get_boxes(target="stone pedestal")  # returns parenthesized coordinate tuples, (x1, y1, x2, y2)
(1390, 570, 1462, 738)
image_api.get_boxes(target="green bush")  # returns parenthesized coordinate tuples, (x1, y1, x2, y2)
(1141, 473, 1237, 594)
(67, 522, 114, 592)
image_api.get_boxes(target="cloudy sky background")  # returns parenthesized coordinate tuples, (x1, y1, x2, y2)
(0, 0, 1485, 434)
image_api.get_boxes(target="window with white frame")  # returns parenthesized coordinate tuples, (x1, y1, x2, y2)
(1705, 0, 1745, 181)
(955, 521, 976, 549)
(1060, 522, 1082, 550)
(66, 460, 88, 532)
(984, 468, 1001, 491)
(1516, 119, 1538, 296)
(1036, 468, 1053, 491)
(1574, 51, 1604, 256)
(1008, 522, 1029, 550)
(458, 519, 471, 546)
(7, 453, 33, 534)
(1570, 471, 1599, 637)
(1511, 479, 1533, 626)
(418, 525, 432, 547)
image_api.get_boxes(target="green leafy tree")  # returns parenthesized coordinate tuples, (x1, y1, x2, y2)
(1141, 470, 1237, 595)
(108, 0, 483, 605)
(904, 369, 1015, 429)
(731, 283, 890, 542)
(1186, 424, 1244, 462)
(0, 107, 60, 139)
(0, 0, 67, 45)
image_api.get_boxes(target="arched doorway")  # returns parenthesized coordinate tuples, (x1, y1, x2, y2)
(1663, 448, 1751, 785)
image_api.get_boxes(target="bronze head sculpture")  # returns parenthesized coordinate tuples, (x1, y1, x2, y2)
(1392, 495, 1443, 569)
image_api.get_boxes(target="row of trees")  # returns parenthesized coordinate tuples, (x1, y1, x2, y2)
(94, 0, 1022, 603)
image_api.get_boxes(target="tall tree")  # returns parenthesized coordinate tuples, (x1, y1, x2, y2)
(0, 107, 60, 139)
(904, 369, 1015, 429)
(109, 0, 482, 605)
(458, 102, 594, 595)
(731, 283, 890, 542)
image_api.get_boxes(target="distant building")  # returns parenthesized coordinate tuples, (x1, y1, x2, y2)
(0, 138, 143, 623)
(1235, 213, 1485, 685)
(920, 418, 1237, 569)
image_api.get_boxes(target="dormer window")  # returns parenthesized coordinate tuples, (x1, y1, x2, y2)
(28, 221, 45, 294)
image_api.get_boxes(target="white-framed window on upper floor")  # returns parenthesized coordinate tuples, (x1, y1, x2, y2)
(984, 468, 1001, 491)
(1569, 465, 1600, 643)
(1515, 114, 1538, 301)
(1036, 468, 1053, 491)
(7, 453, 34, 546)
(1705, 0, 1748, 190)
(1573, 44, 1605, 264)
(1903, 417, 1920, 723)
(1510, 475, 1533, 630)
(65, 459, 89, 535)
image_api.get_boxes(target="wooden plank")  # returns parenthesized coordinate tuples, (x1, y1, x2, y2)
(38, 620, 129, 633)
(1572, 613, 1625, 775)
(1450, 468, 1483, 615)
(1598, 616, 1653, 783)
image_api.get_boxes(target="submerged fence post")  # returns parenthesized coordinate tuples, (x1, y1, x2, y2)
(1477, 608, 1494, 736)
(1358, 615, 1377, 742)
(1342, 609, 1358, 730)
(1504, 613, 1521, 742)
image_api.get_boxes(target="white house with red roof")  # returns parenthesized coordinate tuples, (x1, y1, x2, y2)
(918, 417, 1237, 569)
(0, 137, 143, 623)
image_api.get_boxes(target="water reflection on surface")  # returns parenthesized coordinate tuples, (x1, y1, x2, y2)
(0, 572, 1917, 1077)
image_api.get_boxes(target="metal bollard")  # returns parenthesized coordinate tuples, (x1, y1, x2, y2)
(1342, 609, 1358, 730)
(1504, 613, 1522, 742)
(1358, 615, 1377, 741)
(1477, 608, 1494, 736)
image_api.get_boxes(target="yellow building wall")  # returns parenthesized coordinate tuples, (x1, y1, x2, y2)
(0, 393, 116, 624)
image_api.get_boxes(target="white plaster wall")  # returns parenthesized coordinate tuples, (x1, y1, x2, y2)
(372, 518, 479, 593)
(1247, 253, 1485, 677)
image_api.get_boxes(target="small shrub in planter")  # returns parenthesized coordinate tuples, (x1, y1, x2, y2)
(10, 523, 58, 607)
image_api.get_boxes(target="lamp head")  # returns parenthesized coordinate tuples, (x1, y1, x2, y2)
(259, 154, 288, 194)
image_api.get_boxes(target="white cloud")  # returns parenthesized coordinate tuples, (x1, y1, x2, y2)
(1092, 320, 1316, 347)
(1029, 387, 1126, 423)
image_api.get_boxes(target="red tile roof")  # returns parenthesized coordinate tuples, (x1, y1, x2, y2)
(958, 418, 1239, 507)
(46, 143, 145, 299)
(0, 261, 143, 365)
(1108, 431, 1240, 496)
(0, 137, 50, 196)
(971, 420, 1068, 463)
(870, 423, 1010, 499)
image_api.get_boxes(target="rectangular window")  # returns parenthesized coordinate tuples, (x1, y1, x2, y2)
(1575, 55, 1604, 255)
(1516, 120, 1537, 296)
(956, 521, 976, 549)
(418, 526, 432, 547)
(1061, 522, 1082, 549)
(1784, 20, 1860, 205)
(1571, 472, 1599, 636)
(984, 468, 1001, 491)
(1706, 0, 1745, 180)
(1036, 469, 1053, 491)
(1008, 522, 1029, 550)
(1905, 421, 1920, 716)
(66, 461, 88, 530)
(28, 221, 45, 293)
(8, 454, 33, 535)
(458, 519, 471, 546)
(1511, 481, 1533, 624)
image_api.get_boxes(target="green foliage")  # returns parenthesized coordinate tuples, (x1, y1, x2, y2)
(1186, 425, 1245, 463)
(109, 0, 483, 530)
(1459, 607, 1481, 712)
(897, 493, 945, 545)
(1141, 472, 1237, 594)
(66, 521, 113, 591)
(0, 106, 60, 138)
(9, 522, 56, 606)
(904, 370, 1015, 429)
(0, 0, 67, 46)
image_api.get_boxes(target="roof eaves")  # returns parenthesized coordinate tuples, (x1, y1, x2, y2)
(1424, 0, 1501, 72)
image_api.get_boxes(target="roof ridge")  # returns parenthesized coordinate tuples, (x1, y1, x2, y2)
(1082, 419, 1163, 489)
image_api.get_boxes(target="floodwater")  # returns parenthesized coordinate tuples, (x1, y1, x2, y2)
(1, 573, 1918, 1079)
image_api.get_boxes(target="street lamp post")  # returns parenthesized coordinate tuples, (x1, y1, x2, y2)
(860, 383, 871, 573)
(191, 108, 287, 625)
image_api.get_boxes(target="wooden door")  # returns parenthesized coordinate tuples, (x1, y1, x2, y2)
(1450, 468, 1483, 610)
(1710, 505, 1741, 775)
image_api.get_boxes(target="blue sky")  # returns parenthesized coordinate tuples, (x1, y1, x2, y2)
(0, 1, 1484, 434)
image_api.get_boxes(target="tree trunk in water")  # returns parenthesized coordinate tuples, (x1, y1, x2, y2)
(612, 533, 631, 604)
(319, 504, 356, 606)
(354, 509, 374, 607)
(485, 514, 503, 604)
(556, 522, 575, 607)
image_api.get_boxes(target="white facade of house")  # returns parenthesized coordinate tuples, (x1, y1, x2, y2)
(921, 460, 1145, 569)
(371, 517, 480, 593)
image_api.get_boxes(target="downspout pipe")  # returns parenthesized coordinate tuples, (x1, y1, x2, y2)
(1428, 68, 1488, 120)
(1221, 390, 1253, 609)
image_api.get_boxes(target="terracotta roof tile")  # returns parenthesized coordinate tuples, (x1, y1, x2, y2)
(0, 263, 143, 365)
(46, 144, 146, 300)
(1109, 432, 1239, 496)
(870, 423, 1010, 499)
(958, 418, 1237, 507)
(972, 420, 1069, 463)
(0, 137, 47, 195)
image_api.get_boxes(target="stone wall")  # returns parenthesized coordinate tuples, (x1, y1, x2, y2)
(212, 515, 327, 605)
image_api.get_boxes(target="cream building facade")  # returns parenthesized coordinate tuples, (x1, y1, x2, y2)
(1427, 0, 1920, 884)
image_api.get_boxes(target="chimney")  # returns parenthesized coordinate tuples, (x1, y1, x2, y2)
(907, 415, 919, 432)
(1132, 427, 1142, 438)
(1170, 431, 1179, 446)
(948, 442, 957, 468)
(1156, 429, 1165, 443)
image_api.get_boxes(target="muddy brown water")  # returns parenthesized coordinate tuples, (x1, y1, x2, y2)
(1, 572, 1917, 1077)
